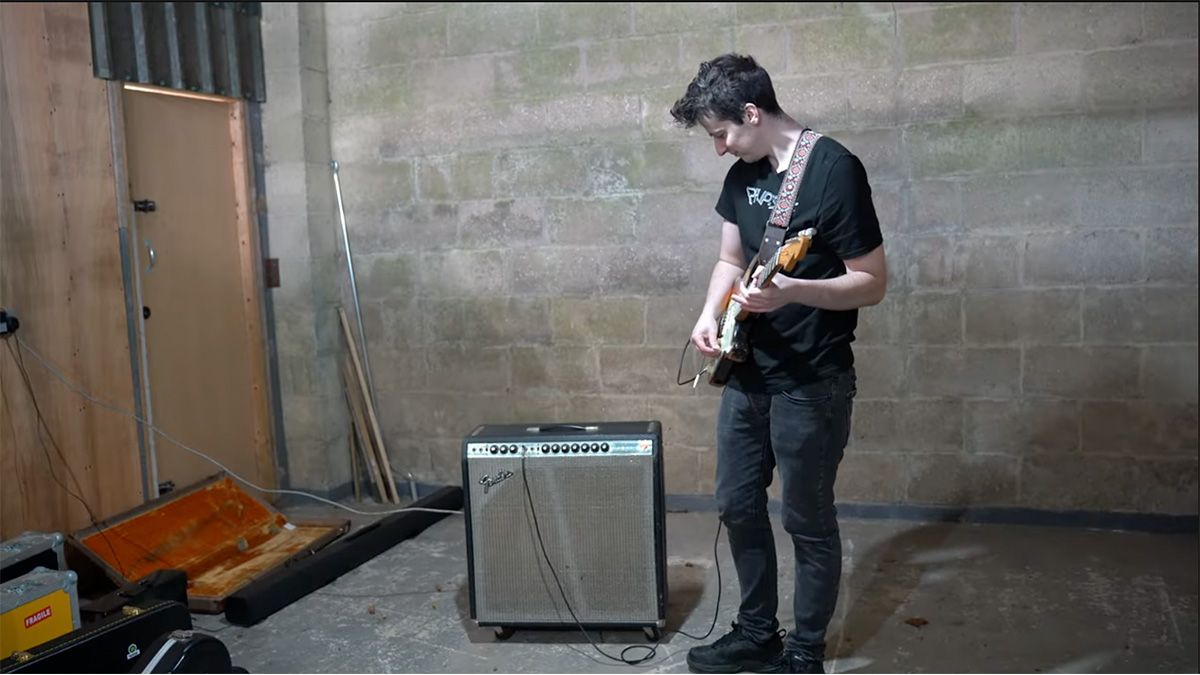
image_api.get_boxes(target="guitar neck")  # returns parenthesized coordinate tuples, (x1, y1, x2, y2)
(750, 248, 786, 288)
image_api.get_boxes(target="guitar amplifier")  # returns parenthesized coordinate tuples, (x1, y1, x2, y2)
(462, 421, 666, 636)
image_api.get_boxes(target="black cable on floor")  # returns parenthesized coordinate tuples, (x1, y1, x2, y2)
(519, 452, 725, 666)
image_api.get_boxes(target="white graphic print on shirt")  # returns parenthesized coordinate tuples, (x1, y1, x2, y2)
(746, 186, 777, 209)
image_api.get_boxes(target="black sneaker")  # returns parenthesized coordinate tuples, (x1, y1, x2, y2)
(686, 622, 786, 673)
(783, 651, 825, 674)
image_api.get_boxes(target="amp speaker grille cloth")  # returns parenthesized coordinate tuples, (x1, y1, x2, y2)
(468, 455, 657, 624)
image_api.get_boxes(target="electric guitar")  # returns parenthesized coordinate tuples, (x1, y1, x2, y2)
(705, 228, 817, 387)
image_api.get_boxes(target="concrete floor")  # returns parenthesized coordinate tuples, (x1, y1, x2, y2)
(190, 502, 1198, 674)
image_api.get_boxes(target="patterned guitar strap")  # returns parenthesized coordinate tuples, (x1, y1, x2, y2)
(737, 128, 822, 344)
(756, 128, 822, 260)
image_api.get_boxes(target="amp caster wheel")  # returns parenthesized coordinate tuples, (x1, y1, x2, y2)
(494, 626, 515, 641)
(643, 626, 661, 641)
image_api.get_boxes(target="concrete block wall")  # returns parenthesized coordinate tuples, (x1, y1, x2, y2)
(265, 2, 1197, 515)
(261, 2, 350, 491)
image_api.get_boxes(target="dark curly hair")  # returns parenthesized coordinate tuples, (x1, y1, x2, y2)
(670, 53, 783, 128)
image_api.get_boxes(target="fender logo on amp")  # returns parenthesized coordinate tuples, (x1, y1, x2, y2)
(478, 470, 514, 494)
(24, 606, 52, 629)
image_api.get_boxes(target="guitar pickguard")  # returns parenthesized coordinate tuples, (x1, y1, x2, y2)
(716, 309, 750, 364)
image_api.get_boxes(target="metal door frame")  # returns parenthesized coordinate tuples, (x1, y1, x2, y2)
(108, 81, 285, 501)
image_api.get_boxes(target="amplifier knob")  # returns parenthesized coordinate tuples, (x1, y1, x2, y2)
(551, 444, 560, 453)
(601, 443, 609, 452)
(541, 444, 550, 453)
(490, 445, 499, 454)
(570, 443, 580, 453)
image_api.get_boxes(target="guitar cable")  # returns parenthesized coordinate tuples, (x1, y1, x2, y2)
(519, 450, 725, 666)
(676, 338, 711, 387)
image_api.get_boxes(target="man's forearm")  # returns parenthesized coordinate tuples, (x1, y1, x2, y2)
(703, 259, 746, 319)
(787, 270, 886, 311)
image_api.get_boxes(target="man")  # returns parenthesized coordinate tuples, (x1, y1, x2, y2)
(670, 54, 887, 674)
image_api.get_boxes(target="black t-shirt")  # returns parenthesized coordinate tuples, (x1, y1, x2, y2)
(714, 133, 883, 394)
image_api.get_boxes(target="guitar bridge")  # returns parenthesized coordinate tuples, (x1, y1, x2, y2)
(726, 328, 750, 362)
(724, 346, 750, 363)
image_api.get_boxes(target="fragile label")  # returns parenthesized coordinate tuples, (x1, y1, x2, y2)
(24, 606, 52, 629)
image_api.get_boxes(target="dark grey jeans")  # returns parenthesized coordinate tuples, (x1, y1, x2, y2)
(714, 368, 856, 660)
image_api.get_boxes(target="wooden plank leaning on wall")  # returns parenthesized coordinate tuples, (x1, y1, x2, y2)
(0, 2, 144, 538)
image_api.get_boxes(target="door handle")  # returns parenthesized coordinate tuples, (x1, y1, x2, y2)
(145, 239, 156, 271)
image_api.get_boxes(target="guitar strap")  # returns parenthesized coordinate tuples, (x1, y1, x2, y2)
(756, 128, 822, 262)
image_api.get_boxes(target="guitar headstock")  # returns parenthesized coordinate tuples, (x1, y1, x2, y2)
(777, 228, 817, 272)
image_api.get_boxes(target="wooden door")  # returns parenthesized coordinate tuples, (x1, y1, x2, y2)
(120, 85, 275, 494)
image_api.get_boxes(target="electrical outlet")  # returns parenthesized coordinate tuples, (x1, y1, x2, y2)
(0, 309, 19, 337)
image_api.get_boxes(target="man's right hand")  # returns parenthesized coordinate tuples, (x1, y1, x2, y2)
(691, 314, 721, 358)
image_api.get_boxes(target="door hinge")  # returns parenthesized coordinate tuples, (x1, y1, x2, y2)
(264, 258, 280, 288)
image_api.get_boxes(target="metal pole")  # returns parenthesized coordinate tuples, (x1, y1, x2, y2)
(330, 160, 379, 410)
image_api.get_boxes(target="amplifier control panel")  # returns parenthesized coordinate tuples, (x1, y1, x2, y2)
(465, 439, 654, 458)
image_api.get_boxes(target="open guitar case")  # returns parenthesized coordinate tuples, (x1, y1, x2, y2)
(4, 472, 463, 672)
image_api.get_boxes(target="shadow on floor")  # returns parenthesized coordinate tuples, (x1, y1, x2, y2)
(825, 522, 962, 660)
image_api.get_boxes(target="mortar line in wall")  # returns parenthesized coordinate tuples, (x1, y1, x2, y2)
(921, 37, 1199, 69)
(1138, 345, 1150, 412)
(1139, 107, 1149, 164)
(1139, 2, 1147, 44)
(1014, 455, 1024, 504)
(580, 41, 590, 97)
(959, 380, 968, 459)
(353, 14, 1198, 70)
(674, 33, 685, 82)
(1136, 226, 1149, 289)
(887, 149, 1193, 172)
(958, 288, 967, 351)
(1139, 229, 1153, 290)
(1075, 399, 1085, 456)
(1011, 1, 1021, 58)
(1078, 283, 1086, 345)
(1017, 340, 1026, 402)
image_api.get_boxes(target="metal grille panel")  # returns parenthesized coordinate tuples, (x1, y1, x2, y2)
(467, 454, 659, 624)
(88, 2, 266, 102)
